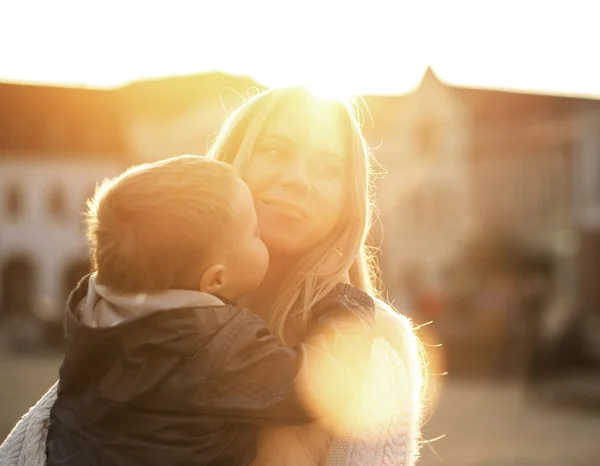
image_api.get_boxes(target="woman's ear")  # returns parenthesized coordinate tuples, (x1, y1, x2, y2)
(200, 264, 226, 293)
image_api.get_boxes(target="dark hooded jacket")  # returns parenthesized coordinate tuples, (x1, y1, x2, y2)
(46, 275, 375, 465)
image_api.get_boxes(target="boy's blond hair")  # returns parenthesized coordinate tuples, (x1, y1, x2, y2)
(85, 155, 239, 294)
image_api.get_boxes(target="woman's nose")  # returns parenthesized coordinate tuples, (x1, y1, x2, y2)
(279, 157, 311, 193)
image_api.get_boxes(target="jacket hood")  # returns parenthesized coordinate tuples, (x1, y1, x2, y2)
(68, 273, 225, 328)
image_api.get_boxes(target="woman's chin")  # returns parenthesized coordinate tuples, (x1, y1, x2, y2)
(261, 231, 311, 259)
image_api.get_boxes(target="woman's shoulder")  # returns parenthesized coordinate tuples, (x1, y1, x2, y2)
(372, 297, 425, 401)
(373, 298, 412, 325)
(373, 298, 418, 352)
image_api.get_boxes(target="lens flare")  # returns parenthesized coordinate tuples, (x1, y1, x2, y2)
(297, 331, 408, 437)
(298, 80, 356, 103)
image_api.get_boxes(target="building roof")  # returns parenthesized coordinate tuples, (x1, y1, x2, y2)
(0, 82, 126, 158)
(2, 68, 599, 159)
(364, 66, 595, 123)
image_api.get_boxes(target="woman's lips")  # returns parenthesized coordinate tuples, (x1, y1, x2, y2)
(259, 200, 308, 220)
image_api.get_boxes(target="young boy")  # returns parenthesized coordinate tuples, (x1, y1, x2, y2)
(46, 155, 375, 466)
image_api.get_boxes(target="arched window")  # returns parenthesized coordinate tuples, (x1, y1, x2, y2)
(0, 255, 36, 318)
(4, 182, 24, 220)
(48, 183, 68, 221)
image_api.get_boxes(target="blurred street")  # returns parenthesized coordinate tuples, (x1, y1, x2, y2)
(420, 380, 600, 466)
(2, 355, 600, 465)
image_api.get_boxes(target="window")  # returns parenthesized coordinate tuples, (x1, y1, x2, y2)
(48, 184, 68, 221)
(4, 182, 24, 220)
(0, 256, 36, 317)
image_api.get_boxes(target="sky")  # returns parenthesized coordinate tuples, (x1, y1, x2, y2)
(1, 0, 599, 98)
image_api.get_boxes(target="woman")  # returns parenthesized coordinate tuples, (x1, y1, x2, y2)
(0, 87, 425, 465)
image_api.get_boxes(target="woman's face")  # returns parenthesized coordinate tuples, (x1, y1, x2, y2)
(245, 100, 348, 258)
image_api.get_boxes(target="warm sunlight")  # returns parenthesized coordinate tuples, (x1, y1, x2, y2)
(0, 1, 423, 95)
(428, 1, 600, 98)
(2, 1, 598, 97)
(287, 80, 361, 102)
(297, 334, 419, 437)
(3, 3, 600, 466)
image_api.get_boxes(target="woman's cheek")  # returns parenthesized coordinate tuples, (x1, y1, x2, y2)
(317, 179, 346, 214)
(243, 159, 268, 193)
(245, 156, 284, 191)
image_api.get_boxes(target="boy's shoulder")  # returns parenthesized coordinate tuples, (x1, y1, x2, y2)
(129, 304, 270, 347)
(65, 301, 262, 358)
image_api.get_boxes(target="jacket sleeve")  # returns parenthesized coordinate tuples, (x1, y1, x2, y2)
(183, 285, 375, 425)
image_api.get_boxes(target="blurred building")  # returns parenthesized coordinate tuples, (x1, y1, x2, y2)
(118, 72, 265, 162)
(365, 69, 472, 308)
(0, 73, 260, 349)
(0, 82, 126, 329)
(367, 68, 600, 320)
(1, 70, 599, 356)
(573, 102, 600, 315)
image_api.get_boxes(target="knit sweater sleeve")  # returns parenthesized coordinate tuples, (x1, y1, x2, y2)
(324, 300, 424, 466)
(0, 381, 58, 466)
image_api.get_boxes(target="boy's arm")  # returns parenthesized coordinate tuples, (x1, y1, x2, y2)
(187, 285, 375, 424)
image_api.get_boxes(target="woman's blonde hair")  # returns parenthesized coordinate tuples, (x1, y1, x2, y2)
(207, 87, 380, 340)
(208, 87, 430, 454)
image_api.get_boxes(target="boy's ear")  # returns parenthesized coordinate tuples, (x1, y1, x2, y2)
(200, 264, 226, 294)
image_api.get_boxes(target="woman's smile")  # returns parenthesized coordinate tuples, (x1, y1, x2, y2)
(259, 199, 309, 220)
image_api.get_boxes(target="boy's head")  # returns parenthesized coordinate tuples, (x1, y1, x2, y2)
(86, 155, 269, 301)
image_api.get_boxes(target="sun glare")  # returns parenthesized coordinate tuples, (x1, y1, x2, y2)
(299, 81, 357, 102)
(295, 326, 410, 435)
(3, 2, 600, 97)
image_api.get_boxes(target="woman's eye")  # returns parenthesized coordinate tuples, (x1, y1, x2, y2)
(315, 162, 341, 177)
(257, 146, 287, 160)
